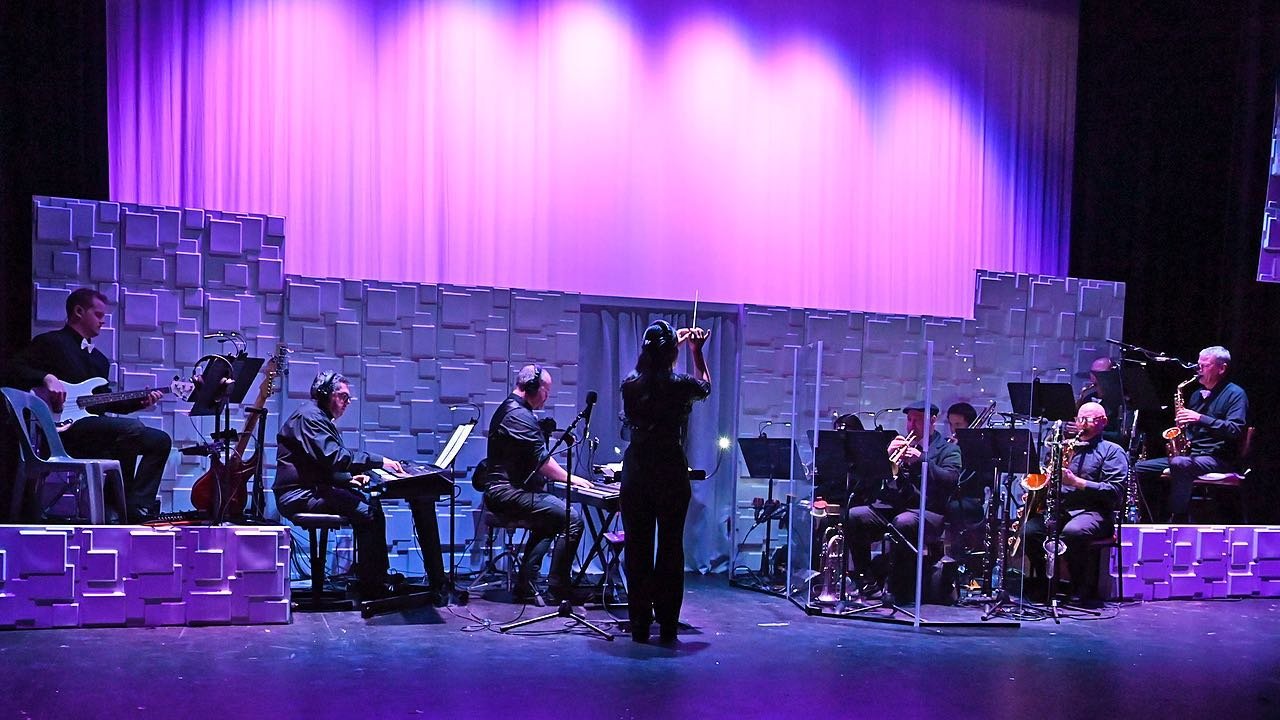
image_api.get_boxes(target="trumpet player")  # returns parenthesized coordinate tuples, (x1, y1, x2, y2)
(1025, 402, 1128, 604)
(1133, 346, 1248, 523)
(845, 402, 962, 598)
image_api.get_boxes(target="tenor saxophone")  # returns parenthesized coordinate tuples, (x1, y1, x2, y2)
(1162, 376, 1197, 457)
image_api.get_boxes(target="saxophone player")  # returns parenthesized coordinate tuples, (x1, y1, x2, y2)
(1133, 346, 1248, 523)
(1025, 402, 1128, 604)
(844, 402, 962, 599)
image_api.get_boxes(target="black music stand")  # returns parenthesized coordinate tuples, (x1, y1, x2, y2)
(738, 437, 801, 586)
(954, 427, 1041, 620)
(189, 354, 263, 525)
(437, 420, 475, 606)
(1008, 381, 1076, 422)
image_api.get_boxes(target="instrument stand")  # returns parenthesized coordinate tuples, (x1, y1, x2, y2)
(188, 352, 263, 526)
(242, 405, 269, 523)
(501, 394, 613, 641)
(358, 492, 441, 619)
(842, 524, 919, 621)
(954, 427, 1044, 621)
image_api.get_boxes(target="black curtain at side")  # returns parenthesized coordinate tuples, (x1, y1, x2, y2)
(1070, 0, 1280, 519)
(0, 1, 109, 360)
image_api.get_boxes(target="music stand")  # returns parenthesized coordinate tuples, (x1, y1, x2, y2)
(437, 420, 474, 605)
(739, 437, 801, 585)
(954, 427, 1040, 620)
(1007, 381, 1076, 422)
(189, 354, 263, 525)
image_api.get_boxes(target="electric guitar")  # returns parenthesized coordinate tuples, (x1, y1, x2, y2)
(190, 347, 285, 516)
(54, 377, 196, 430)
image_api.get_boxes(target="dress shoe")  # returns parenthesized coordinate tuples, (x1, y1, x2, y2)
(658, 623, 679, 643)
(126, 506, 158, 524)
(630, 623, 652, 644)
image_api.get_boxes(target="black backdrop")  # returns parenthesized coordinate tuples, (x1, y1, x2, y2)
(1, 1, 1277, 512)
(1071, 0, 1280, 516)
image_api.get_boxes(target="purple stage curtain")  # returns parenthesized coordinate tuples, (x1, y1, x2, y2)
(107, 0, 1076, 318)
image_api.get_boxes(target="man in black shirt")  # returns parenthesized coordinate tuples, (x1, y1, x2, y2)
(275, 371, 449, 599)
(6, 288, 170, 522)
(1026, 402, 1128, 602)
(480, 365, 592, 603)
(1135, 346, 1248, 522)
(845, 402, 963, 598)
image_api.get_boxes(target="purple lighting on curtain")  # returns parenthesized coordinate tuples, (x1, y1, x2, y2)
(107, 0, 1077, 318)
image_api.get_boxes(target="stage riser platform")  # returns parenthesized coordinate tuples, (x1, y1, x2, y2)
(1111, 524, 1280, 601)
(0, 525, 291, 630)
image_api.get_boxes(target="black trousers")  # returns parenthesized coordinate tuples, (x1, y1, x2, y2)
(277, 485, 447, 589)
(620, 444, 692, 630)
(60, 415, 170, 518)
(1025, 509, 1111, 598)
(845, 503, 945, 596)
(1135, 455, 1229, 519)
(483, 483, 584, 590)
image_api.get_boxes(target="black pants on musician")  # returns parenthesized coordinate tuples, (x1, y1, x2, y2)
(620, 443, 692, 637)
(277, 485, 447, 591)
(1025, 509, 1110, 600)
(845, 504, 945, 598)
(1134, 455, 1229, 521)
(483, 482, 584, 594)
(60, 415, 170, 521)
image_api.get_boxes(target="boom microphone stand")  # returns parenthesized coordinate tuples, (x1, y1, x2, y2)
(501, 391, 613, 640)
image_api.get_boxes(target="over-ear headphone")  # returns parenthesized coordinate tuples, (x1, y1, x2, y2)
(311, 370, 341, 404)
(643, 320, 676, 352)
(519, 364, 544, 394)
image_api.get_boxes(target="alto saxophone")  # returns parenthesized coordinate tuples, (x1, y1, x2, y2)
(1162, 376, 1197, 458)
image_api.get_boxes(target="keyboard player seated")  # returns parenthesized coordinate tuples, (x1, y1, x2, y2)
(275, 371, 449, 600)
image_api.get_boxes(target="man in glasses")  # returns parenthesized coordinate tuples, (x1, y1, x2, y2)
(1026, 401, 1128, 604)
(275, 370, 448, 600)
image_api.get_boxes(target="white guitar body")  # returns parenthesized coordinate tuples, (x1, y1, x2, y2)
(53, 377, 194, 430)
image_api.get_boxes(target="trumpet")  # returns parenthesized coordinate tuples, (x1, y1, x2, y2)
(889, 431, 919, 478)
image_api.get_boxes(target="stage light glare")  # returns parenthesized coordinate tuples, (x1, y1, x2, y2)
(717, 436, 731, 450)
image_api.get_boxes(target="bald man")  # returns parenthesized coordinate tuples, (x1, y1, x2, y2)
(1026, 402, 1128, 603)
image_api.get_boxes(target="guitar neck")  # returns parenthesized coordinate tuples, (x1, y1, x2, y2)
(77, 387, 166, 409)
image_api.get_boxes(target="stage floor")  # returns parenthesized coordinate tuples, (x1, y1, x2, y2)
(1, 574, 1276, 719)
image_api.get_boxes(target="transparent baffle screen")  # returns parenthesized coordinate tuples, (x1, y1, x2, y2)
(786, 342, 822, 607)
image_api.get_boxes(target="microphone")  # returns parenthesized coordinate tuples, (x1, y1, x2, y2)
(203, 332, 231, 339)
(579, 390, 598, 421)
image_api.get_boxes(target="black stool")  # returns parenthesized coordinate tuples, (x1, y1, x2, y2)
(292, 513, 356, 612)
(468, 509, 544, 606)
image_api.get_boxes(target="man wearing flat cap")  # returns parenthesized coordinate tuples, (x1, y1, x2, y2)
(844, 401, 962, 599)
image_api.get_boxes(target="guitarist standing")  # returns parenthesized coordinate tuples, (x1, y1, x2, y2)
(8, 288, 171, 523)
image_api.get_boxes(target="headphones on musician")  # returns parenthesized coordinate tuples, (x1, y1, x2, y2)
(518, 364, 545, 394)
(311, 370, 345, 404)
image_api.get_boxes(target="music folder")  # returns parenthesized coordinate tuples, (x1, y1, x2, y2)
(1007, 381, 1076, 422)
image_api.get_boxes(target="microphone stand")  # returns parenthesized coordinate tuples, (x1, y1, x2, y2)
(501, 393, 613, 640)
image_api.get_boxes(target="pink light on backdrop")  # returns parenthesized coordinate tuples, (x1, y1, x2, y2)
(107, 0, 1077, 318)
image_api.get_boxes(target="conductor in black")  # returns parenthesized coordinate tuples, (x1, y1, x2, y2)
(620, 320, 711, 643)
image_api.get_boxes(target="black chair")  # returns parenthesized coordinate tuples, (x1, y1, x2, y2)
(291, 512, 356, 612)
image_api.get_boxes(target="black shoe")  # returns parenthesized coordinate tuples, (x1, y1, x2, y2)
(127, 506, 158, 524)
(630, 624, 652, 644)
(658, 623, 679, 643)
(512, 582, 541, 604)
(356, 580, 399, 601)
